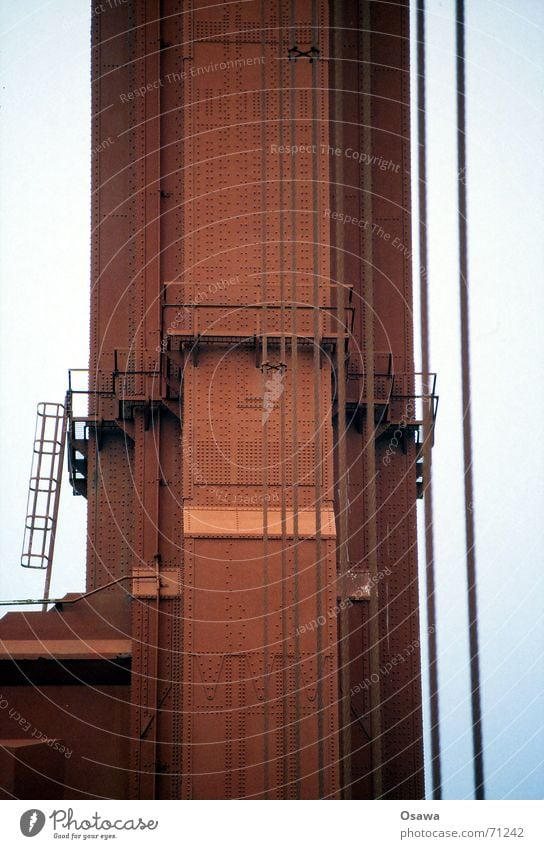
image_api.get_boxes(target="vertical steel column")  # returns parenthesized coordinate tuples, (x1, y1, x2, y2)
(131, 0, 162, 800)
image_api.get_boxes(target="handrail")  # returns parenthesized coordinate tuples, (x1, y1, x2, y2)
(0, 575, 133, 607)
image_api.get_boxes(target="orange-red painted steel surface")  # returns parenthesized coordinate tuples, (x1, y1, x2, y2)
(0, 0, 424, 799)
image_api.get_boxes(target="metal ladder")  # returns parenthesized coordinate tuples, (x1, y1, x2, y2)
(21, 402, 67, 610)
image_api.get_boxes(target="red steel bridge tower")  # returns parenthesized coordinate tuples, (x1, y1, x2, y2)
(0, 0, 434, 800)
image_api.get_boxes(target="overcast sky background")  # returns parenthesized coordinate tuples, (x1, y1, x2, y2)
(0, 0, 542, 800)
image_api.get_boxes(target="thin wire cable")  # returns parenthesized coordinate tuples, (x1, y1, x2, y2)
(277, 14, 291, 792)
(361, 0, 383, 798)
(456, 0, 485, 800)
(333, 0, 352, 800)
(260, 0, 270, 796)
(417, 0, 442, 800)
(311, 0, 325, 797)
(289, 0, 303, 796)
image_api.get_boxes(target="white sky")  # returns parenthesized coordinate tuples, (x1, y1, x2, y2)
(0, 0, 543, 800)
